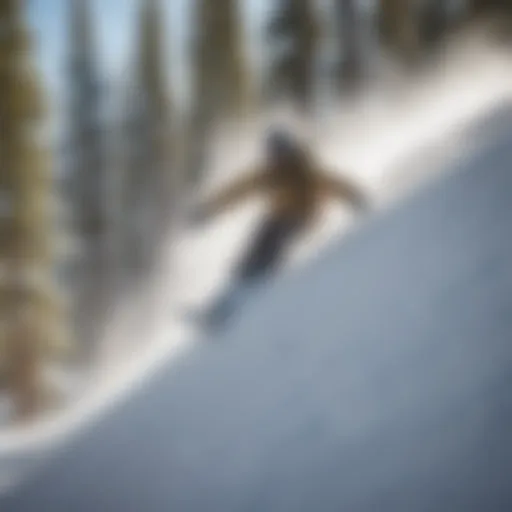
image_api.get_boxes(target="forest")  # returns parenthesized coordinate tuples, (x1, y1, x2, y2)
(1, 0, 511, 424)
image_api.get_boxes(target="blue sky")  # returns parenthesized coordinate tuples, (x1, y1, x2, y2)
(28, 0, 272, 105)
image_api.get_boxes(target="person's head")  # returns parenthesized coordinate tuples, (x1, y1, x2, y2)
(264, 128, 302, 168)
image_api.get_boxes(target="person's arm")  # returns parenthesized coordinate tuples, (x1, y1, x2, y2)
(196, 168, 267, 221)
(316, 170, 370, 213)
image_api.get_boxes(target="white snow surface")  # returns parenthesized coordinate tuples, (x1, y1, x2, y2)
(1, 34, 512, 489)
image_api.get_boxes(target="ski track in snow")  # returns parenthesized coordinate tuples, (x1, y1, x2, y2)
(2, 37, 512, 487)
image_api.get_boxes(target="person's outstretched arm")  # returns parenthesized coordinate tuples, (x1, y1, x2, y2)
(316, 170, 370, 213)
(194, 168, 266, 222)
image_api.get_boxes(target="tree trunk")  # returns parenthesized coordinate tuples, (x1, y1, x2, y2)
(379, 0, 421, 64)
(335, 0, 363, 94)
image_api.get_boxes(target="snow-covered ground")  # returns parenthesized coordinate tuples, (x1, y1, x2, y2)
(4, 65, 512, 510)
(2, 33, 512, 493)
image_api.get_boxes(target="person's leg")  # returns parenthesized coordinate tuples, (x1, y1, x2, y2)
(204, 217, 303, 328)
(204, 278, 255, 329)
(236, 217, 302, 282)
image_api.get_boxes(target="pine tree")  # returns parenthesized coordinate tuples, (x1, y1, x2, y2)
(0, 0, 69, 421)
(122, 0, 174, 277)
(186, 0, 253, 186)
(65, 0, 108, 362)
(191, 0, 252, 121)
(379, 0, 421, 65)
(266, 0, 320, 110)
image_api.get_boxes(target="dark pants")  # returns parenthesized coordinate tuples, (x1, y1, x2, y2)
(206, 216, 304, 328)
(235, 216, 305, 283)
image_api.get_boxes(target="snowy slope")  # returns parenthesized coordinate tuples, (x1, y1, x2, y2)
(75, 35, 512, 377)
(3, 109, 512, 510)
(2, 36, 512, 504)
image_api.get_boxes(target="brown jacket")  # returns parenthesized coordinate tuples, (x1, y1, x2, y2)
(201, 151, 369, 225)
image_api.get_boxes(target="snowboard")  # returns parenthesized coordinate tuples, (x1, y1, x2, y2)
(179, 282, 253, 334)
(180, 304, 234, 334)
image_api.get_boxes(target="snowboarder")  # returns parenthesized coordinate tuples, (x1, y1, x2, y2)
(190, 128, 370, 329)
